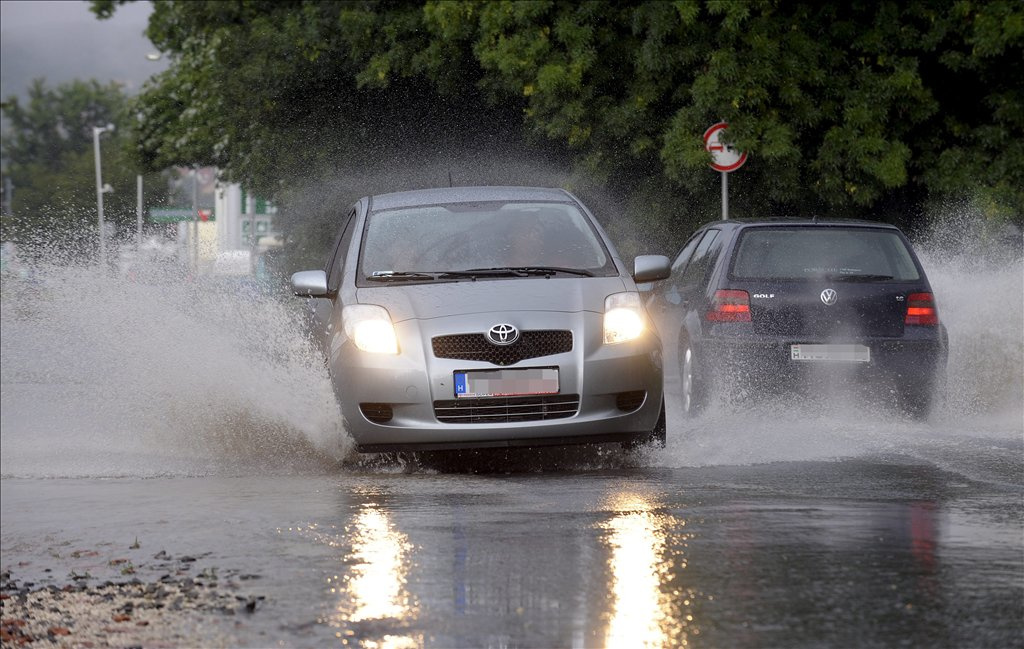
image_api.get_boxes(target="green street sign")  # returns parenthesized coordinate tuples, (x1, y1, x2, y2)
(150, 207, 215, 222)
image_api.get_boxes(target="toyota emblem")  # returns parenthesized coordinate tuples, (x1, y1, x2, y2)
(820, 288, 838, 306)
(487, 324, 520, 345)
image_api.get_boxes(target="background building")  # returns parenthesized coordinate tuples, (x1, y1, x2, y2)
(214, 183, 278, 253)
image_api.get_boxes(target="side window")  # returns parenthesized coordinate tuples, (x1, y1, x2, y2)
(671, 232, 705, 276)
(326, 209, 356, 292)
(698, 230, 727, 285)
(680, 229, 721, 287)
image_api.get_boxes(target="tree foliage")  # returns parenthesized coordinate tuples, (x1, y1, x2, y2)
(91, 1, 532, 194)
(94, 0, 1023, 251)
(0, 79, 167, 250)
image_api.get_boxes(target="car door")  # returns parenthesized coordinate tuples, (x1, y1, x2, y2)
(644, 229, 712, 367)
(660, 231, 705, 310)
(675, 228, 726, 337)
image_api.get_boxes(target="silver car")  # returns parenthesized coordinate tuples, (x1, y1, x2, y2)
(292, 186, 671, 453)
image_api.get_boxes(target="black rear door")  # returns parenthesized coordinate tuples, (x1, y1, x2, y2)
(728, 226, 925, 340)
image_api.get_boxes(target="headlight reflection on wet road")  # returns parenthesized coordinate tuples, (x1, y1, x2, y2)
(330, 502, 419, 648)
(348, 506, 412, 623)
(602, 494, 694, 648)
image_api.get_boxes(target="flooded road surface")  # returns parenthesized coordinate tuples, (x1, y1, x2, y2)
(3, 443, 1022, 648)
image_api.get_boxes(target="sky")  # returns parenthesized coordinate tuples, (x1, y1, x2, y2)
(0, 0, 166, 102)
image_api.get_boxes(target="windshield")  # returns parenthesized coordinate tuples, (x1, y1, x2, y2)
(731, 227, 921, 281)
(359, 201, 614, 280)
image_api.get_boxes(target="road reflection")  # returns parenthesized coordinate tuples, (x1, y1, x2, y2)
(272, 464, 975, 647)
(328, 492, 420, 648)
(308, 480, 705, 647)
(601, 493, 695, 648)
(348, 506, 413, 624)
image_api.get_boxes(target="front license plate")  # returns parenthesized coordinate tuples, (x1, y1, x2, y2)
(791, 344, 870, 363)
(454, 368, 559, 398)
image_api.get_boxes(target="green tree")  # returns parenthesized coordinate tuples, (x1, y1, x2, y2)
(1, 79, 165, 255)
(94, 1, 531, 193)
(451, 1, 1023, 231)
(93, 0, 1023, 254)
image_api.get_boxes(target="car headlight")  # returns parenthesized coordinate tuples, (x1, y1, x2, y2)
(603, 292, 646, 344)
(343, 304, 399, 354)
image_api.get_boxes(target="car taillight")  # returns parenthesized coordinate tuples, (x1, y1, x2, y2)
(905, 292, 939, 326)
(707, 289, 751, 322)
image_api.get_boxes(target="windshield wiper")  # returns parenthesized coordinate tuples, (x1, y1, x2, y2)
(366, 271, 445, 282)
(368, 266, 596, 282)
(459, 266, 596, 277)
(827, 273, 895, 281)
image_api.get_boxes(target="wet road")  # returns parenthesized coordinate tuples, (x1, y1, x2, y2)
(2, 256, 1022, 647)
(2, 441, 1021, 649)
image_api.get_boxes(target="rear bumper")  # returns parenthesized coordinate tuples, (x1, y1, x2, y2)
(698, 325, 948, 386)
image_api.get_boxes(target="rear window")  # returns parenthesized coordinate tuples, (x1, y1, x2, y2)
(731, 227, 920, 281)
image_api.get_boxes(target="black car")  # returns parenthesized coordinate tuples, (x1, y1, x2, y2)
(648, 219, 948, 419)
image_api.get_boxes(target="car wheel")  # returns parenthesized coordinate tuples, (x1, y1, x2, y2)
(679, 340, 707, 417)
(897, 384, 934, 421)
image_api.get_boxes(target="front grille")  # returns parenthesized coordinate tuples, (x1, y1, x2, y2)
(434, 394, 580, 424)
(432, 330, 573, 366)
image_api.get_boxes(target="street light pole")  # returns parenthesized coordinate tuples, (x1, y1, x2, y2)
(136, 175, 143, 248)
(192, 165, 199, 272)
(92, 123, 115, 266)
(248, 189, 257, 274)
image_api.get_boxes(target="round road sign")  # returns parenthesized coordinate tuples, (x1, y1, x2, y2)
(704, 122, 748, 173)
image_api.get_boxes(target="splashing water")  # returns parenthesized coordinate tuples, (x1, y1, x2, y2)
(1, 249, 349, 478)
(1, 211, 1020, 478)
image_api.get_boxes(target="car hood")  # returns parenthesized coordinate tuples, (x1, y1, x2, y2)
(358, 276, 628, 322)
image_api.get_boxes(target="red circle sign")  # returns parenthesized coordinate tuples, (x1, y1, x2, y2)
(703, 122, 748, 173)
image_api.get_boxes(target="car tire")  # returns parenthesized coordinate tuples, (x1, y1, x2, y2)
(897, 384, 934, 421)
(679, 338, 708, 417)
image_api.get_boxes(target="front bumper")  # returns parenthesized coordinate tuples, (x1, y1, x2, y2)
(330, 310, 664, 452)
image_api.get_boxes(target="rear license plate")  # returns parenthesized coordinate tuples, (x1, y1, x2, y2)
(790, 344, 870, 362)
(454, 368, 559, 398)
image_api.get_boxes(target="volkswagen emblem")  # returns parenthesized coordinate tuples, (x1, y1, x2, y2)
(820, 288, 838, 306)
(487, 324, 520, 346)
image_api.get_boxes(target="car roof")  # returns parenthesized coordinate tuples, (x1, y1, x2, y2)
(701, 217, 902, 230)
(368, 186, 575, 211)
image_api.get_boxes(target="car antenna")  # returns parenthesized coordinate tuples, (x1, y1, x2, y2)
(448, 169, 454, 187)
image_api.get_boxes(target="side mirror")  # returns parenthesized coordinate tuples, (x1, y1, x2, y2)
(291, 269, 329, 297)
(633, 255, 671, 284)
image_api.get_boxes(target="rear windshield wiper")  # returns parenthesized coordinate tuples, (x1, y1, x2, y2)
(458, 266, 596, 277)
(827, 273, 895, 281)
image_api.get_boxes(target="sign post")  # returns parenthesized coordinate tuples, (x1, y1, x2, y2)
(703, 122, 747, 219)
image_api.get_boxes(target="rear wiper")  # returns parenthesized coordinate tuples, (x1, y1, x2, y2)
(459, 266, 596, 277)
(828, 274, 894, 281)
